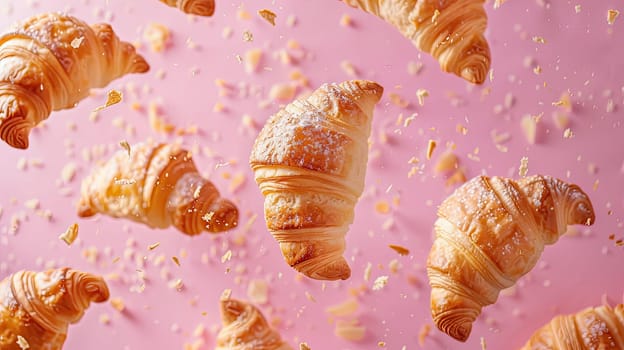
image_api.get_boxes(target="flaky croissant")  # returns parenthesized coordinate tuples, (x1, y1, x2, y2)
(427, 175, 596, 342)
(0, 13, 149, 149)
(342, 0, 490, 84)
(522, 303, 624, 350)
(217, 298, 293, 350)
(0, 268, 109, 350)
(159, 0, 215, 16)
(78, 142, 239, 235)
(250, 80, 383, 281)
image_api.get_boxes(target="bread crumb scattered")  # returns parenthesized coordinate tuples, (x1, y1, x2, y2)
(326, 299, 359, 317)
(519, 157, 529, 177)
(242, 30, 253, 42)
(258, 9, 277, 26)
(340, 14, 352, 26)
(372, 276, 389, 291)
(493, 0, 507, 9)
(221, 288, 232, 301)
(563, 128, 574, 138)
(16, 335, 29, 350)
(574, 4, 581, 13)
(418, 323, 431, 347)
(244, 48, 263, 73)
(364, 262, 372, 282)
(99, 313, 110, 325)
(221, 249, 232, 263)
(434, 151, 458, 173)
(110, 297, 125, 312)
(119, 140, 131, 157)
(247, 279, 269, 304)
(334, 320, 366, 341)
(61, 162, 77, 183)
(607, 9, 619, 25)
(59, 223, 79, 245)
(416, 89, 429, 106)
(532, 36, 546, 44)
(374, 200, 390, 214)
(299, 343, 311, 350)
(426, 140, 437, 160)
(407, 61, 424, 75)
(269, 83, 296, 101)
(143, 23, 170, 52)
(172, 256, 181, 266)
(388, 244, 410, 256)
(70, 36, 84, 48)
(481, 337, 487, 349)
(341, 60, 358, 77)
(520, 115, 538, 144)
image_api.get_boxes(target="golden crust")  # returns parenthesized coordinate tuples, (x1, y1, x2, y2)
(160, 0, 215, 16)
(427, 175, 595, 341)
(250, 80, 383, 280)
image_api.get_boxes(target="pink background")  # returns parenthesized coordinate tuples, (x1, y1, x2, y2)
(1, 0, 623, 349)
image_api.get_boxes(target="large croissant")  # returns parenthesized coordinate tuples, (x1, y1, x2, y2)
(0, 13, 149, 149)
(427, 175, 596, 342)
(0, 268, 109, 350)
(217, 298, 293, 350)
(249, 80, 383, 281)
(522, 303, 624, 349)
(78, 142, 239, 235)
(342, 0, 490, 84)
(159, 0, 215, 16)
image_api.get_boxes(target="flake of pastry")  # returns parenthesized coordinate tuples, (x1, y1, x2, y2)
(407, 61, 424, 75)
(16, 335, 29, 350)
(416, 89, 429, 106)
(518, 157, 529, 177)
(563, 128, 574, 138)
(493, 0, 506, 9)
(143, 22, 170, 52)
(110, 298, 125, 312)
(237, 7, 252, 20)
(520, 115, 538, 144)
(247, 279, 269, 304)
(418, 324, 431, 346)
(388, 244, 410, 256)
(171, 256, 181, 267)
(221, 250, 232, 263)
(426, 140, 437, 160)
(364, 262, 372, 282)
(334, 319, 366, 341)
(607, 9, 620, 25)
(61, 162, 78, 183)
(532, 36, 546, 44)
(341, 60, 358, 77)
(59, 223, 79, 245)
(242, 30, 253, 42)
(168, 278, 183, 291)
(299, 343, 311, 350)
(286, 14, 297, 27)
(574, 4, 581, 13)
(258, 9, 277, 26)
(268, 83, 296, 101)
(375, 200, 391, 214)
(372, 276, 389, 291)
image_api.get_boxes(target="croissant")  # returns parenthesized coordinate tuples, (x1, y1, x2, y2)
(342, 0, 490, 84)
(522, 304, 624, 349)
(0, 268, 109, 350)
(217, 298, 293, 350)
(426, 175, 596, 342)
(0, 13, 149, 149)
(158, 0, 215, 16)
(249, 80, 383, 281)
(77, 142, 239, 236)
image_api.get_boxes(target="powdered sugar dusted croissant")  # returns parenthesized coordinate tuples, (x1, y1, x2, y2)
(217, 298, 293, 350)
(0, 13, 149, 149)
(78, 142, 239, 235)
(0, 268, 109, 350)
(522, 303, 624, 350)
(250, 80, 383, 280)
(427, 175, 595, 342)
(343, 0, 490, 84)
(159, 0, 215, 16)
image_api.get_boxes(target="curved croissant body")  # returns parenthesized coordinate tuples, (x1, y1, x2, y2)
(0, 13, 149, 149)
(159, 0, 215, 16)
(250, 80, 383, 281)
(0, 268, 109, 350)
(78, 142, 239, 235)
(343, 0, 490, 84)
(522, 304, 624, 350)
(427, 175, 595, 342)
(217, 298, 293, 350)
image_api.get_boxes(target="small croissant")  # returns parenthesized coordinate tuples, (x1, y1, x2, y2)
(250, 80, 384, 280)
(0, 268, 109, 350)
(342, 0, 490, 84)
(78, 142, 239, 235)
(427, 175, 595, 342)
(522, 303, 624, 349)
(216, 298, 293, 350)
(158, 0, 215, 16)
(0, 13, 149, 149)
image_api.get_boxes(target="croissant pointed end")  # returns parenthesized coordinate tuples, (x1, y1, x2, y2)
(445, 321, 472, 342)
(0, 117, 32, 149)
(68, 270, 110, 303)
(187, 0, 215, 16)
(305, 257, 351, 281)
(204, 198, 239, 233)
(132, 55, 150, 74)
(457, 36, 490, 84)
(77, 197, 96, 217)
(220, 298, 245, 325)
(567, 187, 596, 226)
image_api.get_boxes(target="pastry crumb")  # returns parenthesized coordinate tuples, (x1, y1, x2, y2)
(520, 115, 538, 144)
(242, 30, 253, 42)
(221, 288, 232, 301)
(326, 299, 359, 317)
(364, 262, 372, 282)
(94, 89, 123, 112)
(563, 128, 574, 138)
(607, 9, 619, 25)
(426, 140, 437, 160)
(119, 140, 131, 157)
(299, 343, 311, 350)
(59, 223, 79, 245)
(70, 36, 84, 48)
(61, 162, 77, 183)
(244, 48, 263, 73)
(374, 200, 390, 214)
(574, 4, 581, 13)
(172, 256, 181, 267)
(269, 83, 296, 101)
(143, 23, 170, 52)
(334, 320, 366, 341)
(247, 279, 269, 304)
(418, 323, 431, 347)
(532, 36, 546, 44)
(148, 242, 160, 250)
(372, 276, 389, 291)
(340, 14, 352, 27)
(416, 88, 429, 106)
(481, 337, 487, 349)
(388, 244, 410, 256)
(519, 157, 529, 177)
(258, 9, 277, 26)
(434, 151, 458, 173)
(110, 297, 125, 312)
(221, 250, 232, 263)
(16, 335, 29, 350)
(341, 60, 358, 77)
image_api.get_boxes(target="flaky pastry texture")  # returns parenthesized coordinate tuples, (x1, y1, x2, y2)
(0, 268, 109, 350)
(216, 298, 293, 350)
(0, 12, 149, 149)
(159, 0, 215, 16)
(522, 304, 624, 350)
(343, 0, 490, 84)
(427, 175, 595, 342)
(250, 80, 383, 281)
(78, 141, 238, 235)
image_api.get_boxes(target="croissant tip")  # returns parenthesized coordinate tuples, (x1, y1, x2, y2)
(460, 66, 487, 85)
(0, 118, 31, 149)
(446, 322, 472, 342)
(188, 1, 215, 16)
(76, 198, 96, 217)
(220, 298, 245, 325)
(304, 258, 351, 281)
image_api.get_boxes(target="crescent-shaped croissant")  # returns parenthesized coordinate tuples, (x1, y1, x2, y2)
(426, 175, 596, 342)
(249, 80, 384, 281)
(158, 0, 215, 16)
(216, 298, 293, 350)
(0, 13, 149, 149)
(0, 268, 109, 350)
(77, 141, 239, 236)
(342, 0, 490, 84)
(521, 303, 624, 350)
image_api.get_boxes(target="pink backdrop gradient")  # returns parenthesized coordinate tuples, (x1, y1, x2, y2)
(1, 0, 623, 349)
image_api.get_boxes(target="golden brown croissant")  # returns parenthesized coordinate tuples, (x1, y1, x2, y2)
(249, 80, 384, 281)
(78, 141, 239, 236)
(217, 298, 293, 350)
(0, 13, 149, 149)
(426, 175, 596, 342)
(522, 304, 624, 350)
(0, 268, 109, 350)
(342, 0, 490, 84)
(159, 0, 215, 16)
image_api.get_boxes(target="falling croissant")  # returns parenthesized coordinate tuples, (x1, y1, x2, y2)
(0, 13, 149, 149)
(250, 80, 383, 281)
(522, 303, 624, 349)
(158, 0, 215, 16)
(0, 268, 109, 350)
(427, 175, 596, 342)
(342, 0, 490, 84)
(78, 142, 239, 236)
(217, 298, 293, 350)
